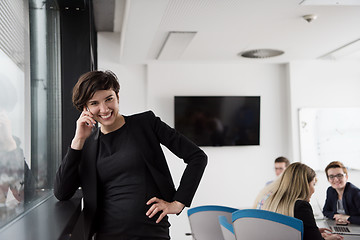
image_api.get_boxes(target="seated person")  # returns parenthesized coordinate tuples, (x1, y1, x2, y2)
(274, 156, 290, 176)
(257, 162, 343, 240)
(266, 156, 290, 185)
(323, 161, 360, 225)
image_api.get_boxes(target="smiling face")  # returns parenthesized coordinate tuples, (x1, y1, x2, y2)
(86, 89, 121, 132)
(327, 167, 348, 191)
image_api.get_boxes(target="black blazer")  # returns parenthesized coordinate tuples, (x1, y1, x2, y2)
(294, 200, 324, 240)
(323, 182, 360, 225)
(54, 111, 207, 240)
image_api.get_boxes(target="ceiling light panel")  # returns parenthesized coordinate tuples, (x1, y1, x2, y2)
(120, 0, 169, 63)
(320, 39, 360, 60)
(299, 0, 360, 5)
(157, 31, 197, 60)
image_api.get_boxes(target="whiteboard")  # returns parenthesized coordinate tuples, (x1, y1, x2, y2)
(299, 108, 360, 171)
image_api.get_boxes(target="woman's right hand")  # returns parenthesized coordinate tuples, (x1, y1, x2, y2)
(71, 107, 97, 150)
(321, 232, 344, 240)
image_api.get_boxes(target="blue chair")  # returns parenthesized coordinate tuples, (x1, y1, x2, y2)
(218, 215, 235, 240)
(232, 209, 303, 240)
(187, 205, 238, 240)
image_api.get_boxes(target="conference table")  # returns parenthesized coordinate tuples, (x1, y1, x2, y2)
(316, 219, 360, 240)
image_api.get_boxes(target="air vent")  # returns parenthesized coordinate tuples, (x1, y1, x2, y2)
(239, 49, 284, 58)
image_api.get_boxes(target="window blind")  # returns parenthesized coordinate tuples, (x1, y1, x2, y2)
(0, 0, 28, 71)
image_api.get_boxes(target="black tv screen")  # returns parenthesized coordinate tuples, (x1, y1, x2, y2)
(174, 96, 260, 146)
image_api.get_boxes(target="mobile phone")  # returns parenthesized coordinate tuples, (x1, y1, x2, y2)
(86, 107, 96, 127)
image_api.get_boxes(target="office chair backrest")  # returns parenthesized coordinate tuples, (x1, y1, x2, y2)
(218, 215, 235, 240)
(187, 205, 238, 240)
(232, 209, 303, 240)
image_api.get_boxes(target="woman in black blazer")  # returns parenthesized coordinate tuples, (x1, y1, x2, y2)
(54, 70, 207, 240)
(323, 161, 360, 225)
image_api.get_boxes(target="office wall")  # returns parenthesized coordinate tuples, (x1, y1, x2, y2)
(146, 63, 291, 207)
(288, 60, 360, 163)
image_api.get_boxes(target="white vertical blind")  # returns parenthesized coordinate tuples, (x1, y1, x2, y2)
(0, 0, 28, 70)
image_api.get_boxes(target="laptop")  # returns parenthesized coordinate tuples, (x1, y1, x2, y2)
(326, 220, 360, 236)
(312, 199, 360, 236)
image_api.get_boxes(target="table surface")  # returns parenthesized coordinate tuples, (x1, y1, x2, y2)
(316, 219, 360, 240)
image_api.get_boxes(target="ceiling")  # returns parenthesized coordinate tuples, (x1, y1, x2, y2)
(93, 0, 360, 64)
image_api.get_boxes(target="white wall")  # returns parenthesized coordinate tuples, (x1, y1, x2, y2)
(98, 32, 360, 240)
(288, 60, 360, 163)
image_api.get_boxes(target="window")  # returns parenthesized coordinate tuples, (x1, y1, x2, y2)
(0, 0, 61, 229)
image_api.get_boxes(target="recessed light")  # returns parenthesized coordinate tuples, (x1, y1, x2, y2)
(239, 49, 284, 58)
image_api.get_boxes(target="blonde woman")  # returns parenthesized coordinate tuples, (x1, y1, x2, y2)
(260, 162, 343, 240)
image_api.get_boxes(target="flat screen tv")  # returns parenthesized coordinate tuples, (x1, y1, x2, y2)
(174, 96, 260, 146)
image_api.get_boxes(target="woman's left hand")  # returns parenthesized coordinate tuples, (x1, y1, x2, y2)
(334, 214, 350, 224)
(146, 197, 185, 223)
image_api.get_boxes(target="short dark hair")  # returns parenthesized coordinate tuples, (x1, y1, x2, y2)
(325, 161, 348, 179)
(72, 70, 120, 111)
(274, 156, 290, 167)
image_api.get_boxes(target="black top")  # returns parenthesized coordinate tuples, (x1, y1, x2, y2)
(323, 182, 360, 225)
(294, 200, 324, 240)
(96, 124, 169, 238)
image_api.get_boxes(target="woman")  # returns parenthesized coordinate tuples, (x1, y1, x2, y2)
(323, 161, 360, 225)
(54, 70, 207, 240)
(261, 162, 343, 240)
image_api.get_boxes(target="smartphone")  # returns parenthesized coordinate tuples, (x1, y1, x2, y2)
(86, 107, 96, 127)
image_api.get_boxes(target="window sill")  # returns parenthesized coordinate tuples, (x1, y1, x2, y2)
(0, 191, 82, 240)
